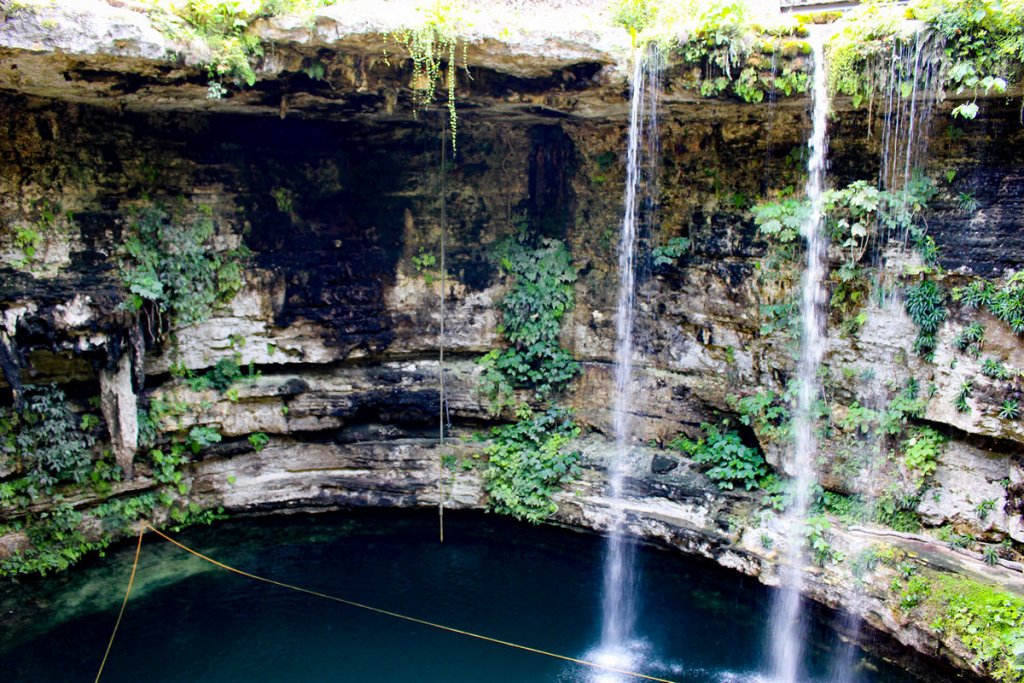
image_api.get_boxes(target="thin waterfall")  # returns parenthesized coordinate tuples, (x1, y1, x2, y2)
(768, 33, 830, 683)
(594, 45, 661, 678)
(873, 26, 943, 266)
(830, 26, 943, 683)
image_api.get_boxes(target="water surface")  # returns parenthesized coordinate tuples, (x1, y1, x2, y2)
(0, 511, 923, 682)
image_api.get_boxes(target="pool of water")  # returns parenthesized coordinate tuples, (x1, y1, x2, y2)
(0, 511, 926, 682)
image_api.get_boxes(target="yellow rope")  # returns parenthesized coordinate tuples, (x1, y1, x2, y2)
(94, 524, 145, 683)
(139, 522, 676, 683)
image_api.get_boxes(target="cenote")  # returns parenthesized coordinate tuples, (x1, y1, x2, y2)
(2, 511, 922, 683)
(3, 1, 1024, 682)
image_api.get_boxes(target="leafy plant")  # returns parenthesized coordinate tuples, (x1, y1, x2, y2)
(902, 426, 945, 482)
(118, 203, 248, 330)
(670, 1, 810, 103)
(928, 572, 1024, 682)
(186, 358, 246, 392)
(818, 490, 868, 524)
(988, 272, 1024, 335)
(828, 0, 1024, 120)
(727, 390, 792, 442)
(671, 422, 768, 491)
(1000, 399, 1021, 420)
(904, 279, 947, 360)
(0, 384, 96, 496)
(154, 0, 335, 97)
(953, 322, 985, 356)
(957, 191, 980, 214)
(954, 379, 974, 413)
(478, 235, 579, 410)
(483, 407, 581, 523)
(651, 236, 690, 266)
(982, 357, 1013, 380)
(953, 279, 997, 309)
(753, 197, 805, 252)
(186, 425, 222, 453)
(805, 514, 845, 566)
(910, 0, 1021, 119)
(248, 431, 270, 451)
(976, 498, 997, 521)
(611, 0, 659, 44)
(411, 248, 437, 282)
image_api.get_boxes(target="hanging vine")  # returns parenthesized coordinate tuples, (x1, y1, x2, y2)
(393, 0, 469, 152)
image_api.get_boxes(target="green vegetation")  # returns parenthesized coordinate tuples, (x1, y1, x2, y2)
(651, 236, 691, 266)
(892, 570, 1024, 683)
(483, 407, 581, 523)
(910, 0, 1024, 119)
(990, 273, 1024, 335)
(671, 422, 769, 491)
(0, 381, 230, 577)
(827, 0, 1024, 118)
(904, 279, 947, 361)
(3, 201, 68, 271)
(118, 203, 249, 330)
(818, 490, 868, 525)
(176, 357, 259, 393)
(612, 0, 659, 45)
(392, 0, 468, 151)
(411, 247, 438, 283)
(754, 177, 937, 339)
(902, 425, 945, 484)
(727, 389, 791, 442)
(0, 385, 95, 497)
(982, 357, 1013, 380)
(478, 229, 582, 523)
(954, 378, 974, 413)
(805, 514, 845, 565)
(478, 235, 580, 410)
(667, 1, 810, 103)
(954, 272, 1024, 336)
(816, 423, 941, 533)
(812, 381, 937, 534)
(152, 0, 336, 98)
(953, 321, 986, 356)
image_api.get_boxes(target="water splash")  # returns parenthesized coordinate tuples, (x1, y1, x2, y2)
(768, 33, 830, 683)
(595, 44, 661, 676)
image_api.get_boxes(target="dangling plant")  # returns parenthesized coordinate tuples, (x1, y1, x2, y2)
(394, 0, 468, 152)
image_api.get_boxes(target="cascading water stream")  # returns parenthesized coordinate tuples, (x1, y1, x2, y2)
(768, 33, 830, 683)
(830, 26, 943, 683)
(594, 45, 660, 679)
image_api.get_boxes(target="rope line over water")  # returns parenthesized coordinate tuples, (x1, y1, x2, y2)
(94, 525, 144, 683)
(94, 523, 675, 683)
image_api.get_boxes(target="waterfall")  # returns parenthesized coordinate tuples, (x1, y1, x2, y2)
(878, 28, 942, 205)
(830, 26, 944, 683)
(768, 33, 830, 683)
(594, 45, 660, 679)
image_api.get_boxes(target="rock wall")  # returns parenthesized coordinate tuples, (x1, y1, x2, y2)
(2, 2, 1024, 680)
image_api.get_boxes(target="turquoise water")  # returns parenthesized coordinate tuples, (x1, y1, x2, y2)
(0, 511, 927, 682)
